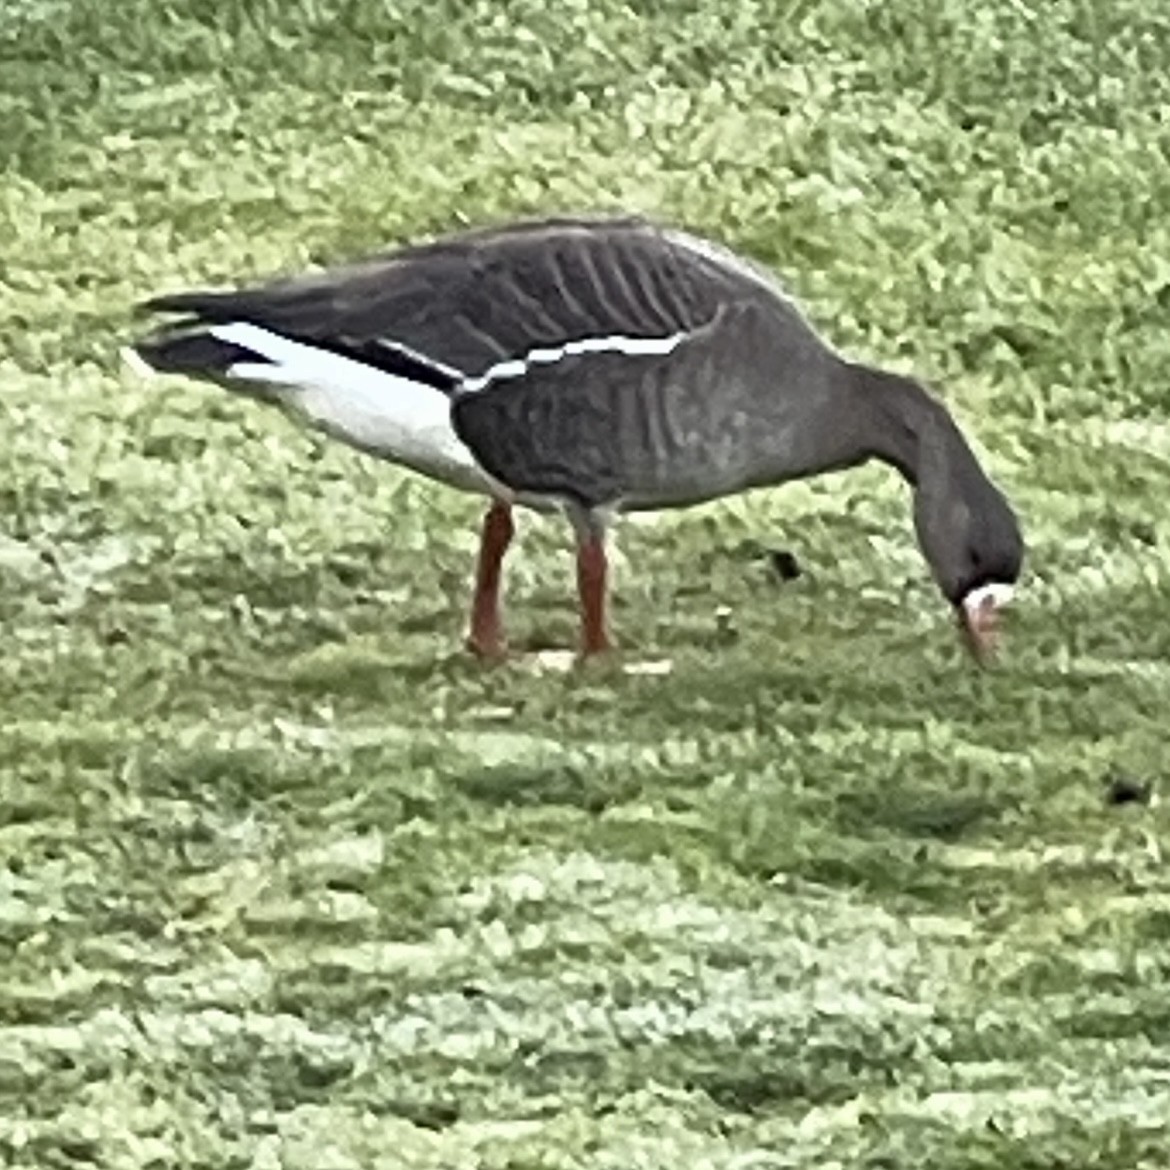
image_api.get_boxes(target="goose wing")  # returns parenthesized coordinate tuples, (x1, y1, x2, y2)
(135, 215, 786, 387)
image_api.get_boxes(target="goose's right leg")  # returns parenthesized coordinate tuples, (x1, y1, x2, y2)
(571, 509, 614, 658)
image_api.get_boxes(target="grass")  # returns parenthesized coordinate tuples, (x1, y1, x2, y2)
(3, 0, 1170, 1165)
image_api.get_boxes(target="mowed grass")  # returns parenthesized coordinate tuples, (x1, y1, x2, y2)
(3, 0, 1170, 1165)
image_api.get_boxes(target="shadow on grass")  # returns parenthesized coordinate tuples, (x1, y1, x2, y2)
(833, 787, 1017, 842)
(450, 760, 639, 814)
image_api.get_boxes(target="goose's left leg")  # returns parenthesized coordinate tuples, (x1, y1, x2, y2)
(466, 499, 514, 659)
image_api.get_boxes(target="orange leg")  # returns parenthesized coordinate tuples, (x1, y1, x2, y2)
(466, 500, 514, 659)
(575, 532, 613, 656)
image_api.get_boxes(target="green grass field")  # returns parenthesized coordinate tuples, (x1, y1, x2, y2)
(4, 0, 1170, 1165)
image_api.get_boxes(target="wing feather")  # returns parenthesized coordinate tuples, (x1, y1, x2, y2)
(137, 217, 785, 381)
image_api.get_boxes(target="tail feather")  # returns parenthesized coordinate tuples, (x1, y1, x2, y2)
(123, 308, 490, 490)
(129, 307, 462, 393)
(129, 288, 281, 382)
(136, 289, 247, 321)
(130, 328, 267, 378)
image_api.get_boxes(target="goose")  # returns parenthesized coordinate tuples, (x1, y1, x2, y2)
(126, 213, 1024, 663)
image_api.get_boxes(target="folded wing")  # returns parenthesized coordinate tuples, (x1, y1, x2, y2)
(137, 216, 761, 384)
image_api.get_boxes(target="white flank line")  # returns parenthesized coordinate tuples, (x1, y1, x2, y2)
(373, 336, 465, 380)
(461, 330, 689, 392)
(206, 322, 496, 495)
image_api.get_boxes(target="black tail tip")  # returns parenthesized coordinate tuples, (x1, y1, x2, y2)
(121, 330, 259, 378)
(135, 290, 227, 317)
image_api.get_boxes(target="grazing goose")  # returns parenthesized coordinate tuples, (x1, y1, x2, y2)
(127, 213, 1024, 662)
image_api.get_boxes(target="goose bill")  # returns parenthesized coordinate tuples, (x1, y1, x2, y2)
(958, 582, 1015, 662)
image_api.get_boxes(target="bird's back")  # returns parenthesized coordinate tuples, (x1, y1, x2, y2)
(134, 214, 851, 509)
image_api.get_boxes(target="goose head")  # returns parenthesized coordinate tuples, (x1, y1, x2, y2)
(914, 476, 1024, 663)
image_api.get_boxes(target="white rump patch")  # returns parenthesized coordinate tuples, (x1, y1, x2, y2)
(961, 582, 1015, 614)
(460, 331, 688, 392)
(206, 322, 497, 495)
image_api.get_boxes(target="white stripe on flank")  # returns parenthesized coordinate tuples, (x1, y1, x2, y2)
(372, 336, 466, 381)
(206, 322, 497, 496)
(460, 330, 689, 393)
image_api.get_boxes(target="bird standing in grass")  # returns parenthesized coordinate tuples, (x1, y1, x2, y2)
(127, 214, 1024, 663)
